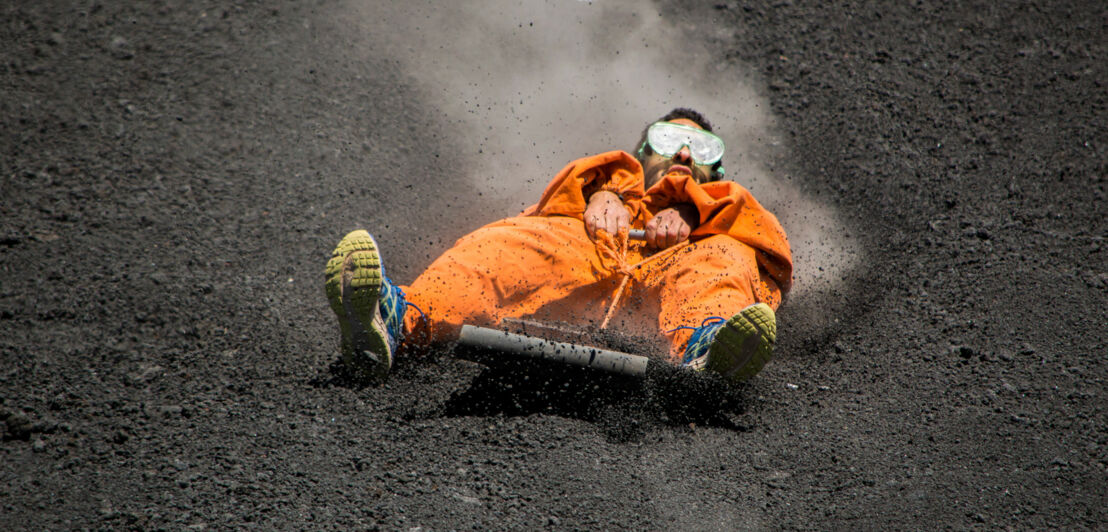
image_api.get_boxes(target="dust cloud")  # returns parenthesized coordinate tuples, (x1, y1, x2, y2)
(338, 0, 857, 300)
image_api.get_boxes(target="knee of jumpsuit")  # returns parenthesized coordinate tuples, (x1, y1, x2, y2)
(643, 234, 776, 362)
(400, 215, 614, 346)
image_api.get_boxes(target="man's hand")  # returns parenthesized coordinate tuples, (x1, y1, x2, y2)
(584, 190, 630, 240)
(644, 203, 698, 249)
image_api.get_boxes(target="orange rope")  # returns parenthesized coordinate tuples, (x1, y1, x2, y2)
(598, 275, 631, 330)
(595, 230, 688, 330)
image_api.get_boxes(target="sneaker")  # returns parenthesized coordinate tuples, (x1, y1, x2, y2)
(324, 230, 406, 381)
(680, 303, 776, 383)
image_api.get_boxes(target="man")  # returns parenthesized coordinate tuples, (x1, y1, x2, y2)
(325, 108, 792, 384)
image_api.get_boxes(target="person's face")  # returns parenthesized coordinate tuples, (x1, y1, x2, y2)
(640, 118, 717, 188)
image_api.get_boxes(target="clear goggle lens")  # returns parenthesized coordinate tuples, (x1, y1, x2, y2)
(646, 122, 725, 165)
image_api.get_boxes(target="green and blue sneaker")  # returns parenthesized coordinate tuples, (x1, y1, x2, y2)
(324, 230, 407, 381)
(679, 303, 777, 384)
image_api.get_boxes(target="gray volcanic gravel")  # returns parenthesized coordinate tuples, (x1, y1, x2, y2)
(2, 0, 1105, 529)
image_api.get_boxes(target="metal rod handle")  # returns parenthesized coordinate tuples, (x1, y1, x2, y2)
(457, 325, 649, 377)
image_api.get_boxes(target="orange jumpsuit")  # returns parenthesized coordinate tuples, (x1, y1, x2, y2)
(400, 151, 793, 363)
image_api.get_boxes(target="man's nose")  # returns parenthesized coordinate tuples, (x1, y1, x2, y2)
(673, 145, 693, 164)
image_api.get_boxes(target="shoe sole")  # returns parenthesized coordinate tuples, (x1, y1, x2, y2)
(324, 230, 392, 381)
(705, 303, 776, 383)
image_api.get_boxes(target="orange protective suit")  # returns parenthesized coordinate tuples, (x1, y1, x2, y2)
(400, 151, 792, 363)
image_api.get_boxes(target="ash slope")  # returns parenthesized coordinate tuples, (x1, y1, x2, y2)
(2, 0, 1105, 529)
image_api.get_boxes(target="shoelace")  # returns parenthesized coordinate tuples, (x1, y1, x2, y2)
(380, 277, 427, 343)
(666, 315, 727, 335)
(673, 316, 727, 365)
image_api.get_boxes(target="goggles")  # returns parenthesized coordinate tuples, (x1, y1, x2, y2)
(644, 121, 725, 166)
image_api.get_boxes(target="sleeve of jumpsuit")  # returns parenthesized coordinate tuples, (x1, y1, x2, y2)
(643, 172, 793, 296)
(520, 150, 646, 222)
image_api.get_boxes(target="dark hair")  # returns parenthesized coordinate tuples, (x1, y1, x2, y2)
(635, 107, 724, 180)
(658, 107, 714, 132)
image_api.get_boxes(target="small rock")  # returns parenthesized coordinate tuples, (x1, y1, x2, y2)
(1019, 342, 1036, 355)
(1082, 272, 1108, 289)
(112, 430, 129, 444)
(173, 458, 189, 471)
(5, 412, 33, 440)
(455, 494, 480, 505)
(997, 349, 1014, 362)
(126, 364, 164, 385)
(109, 36, 134, 60)
(24, 63, 49, 75)
(32, 438, 46, 452)
(765, 470, 792, 488)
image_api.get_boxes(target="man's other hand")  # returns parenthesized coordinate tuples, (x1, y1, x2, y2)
(584, 190, 630, 240)
(645, 203, 698, 249)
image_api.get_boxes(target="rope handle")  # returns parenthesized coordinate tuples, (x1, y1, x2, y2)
(596, 228, 689, 330)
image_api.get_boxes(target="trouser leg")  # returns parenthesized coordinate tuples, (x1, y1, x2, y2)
(400, 216, 618, 346)
(638, 235, 782, 363)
